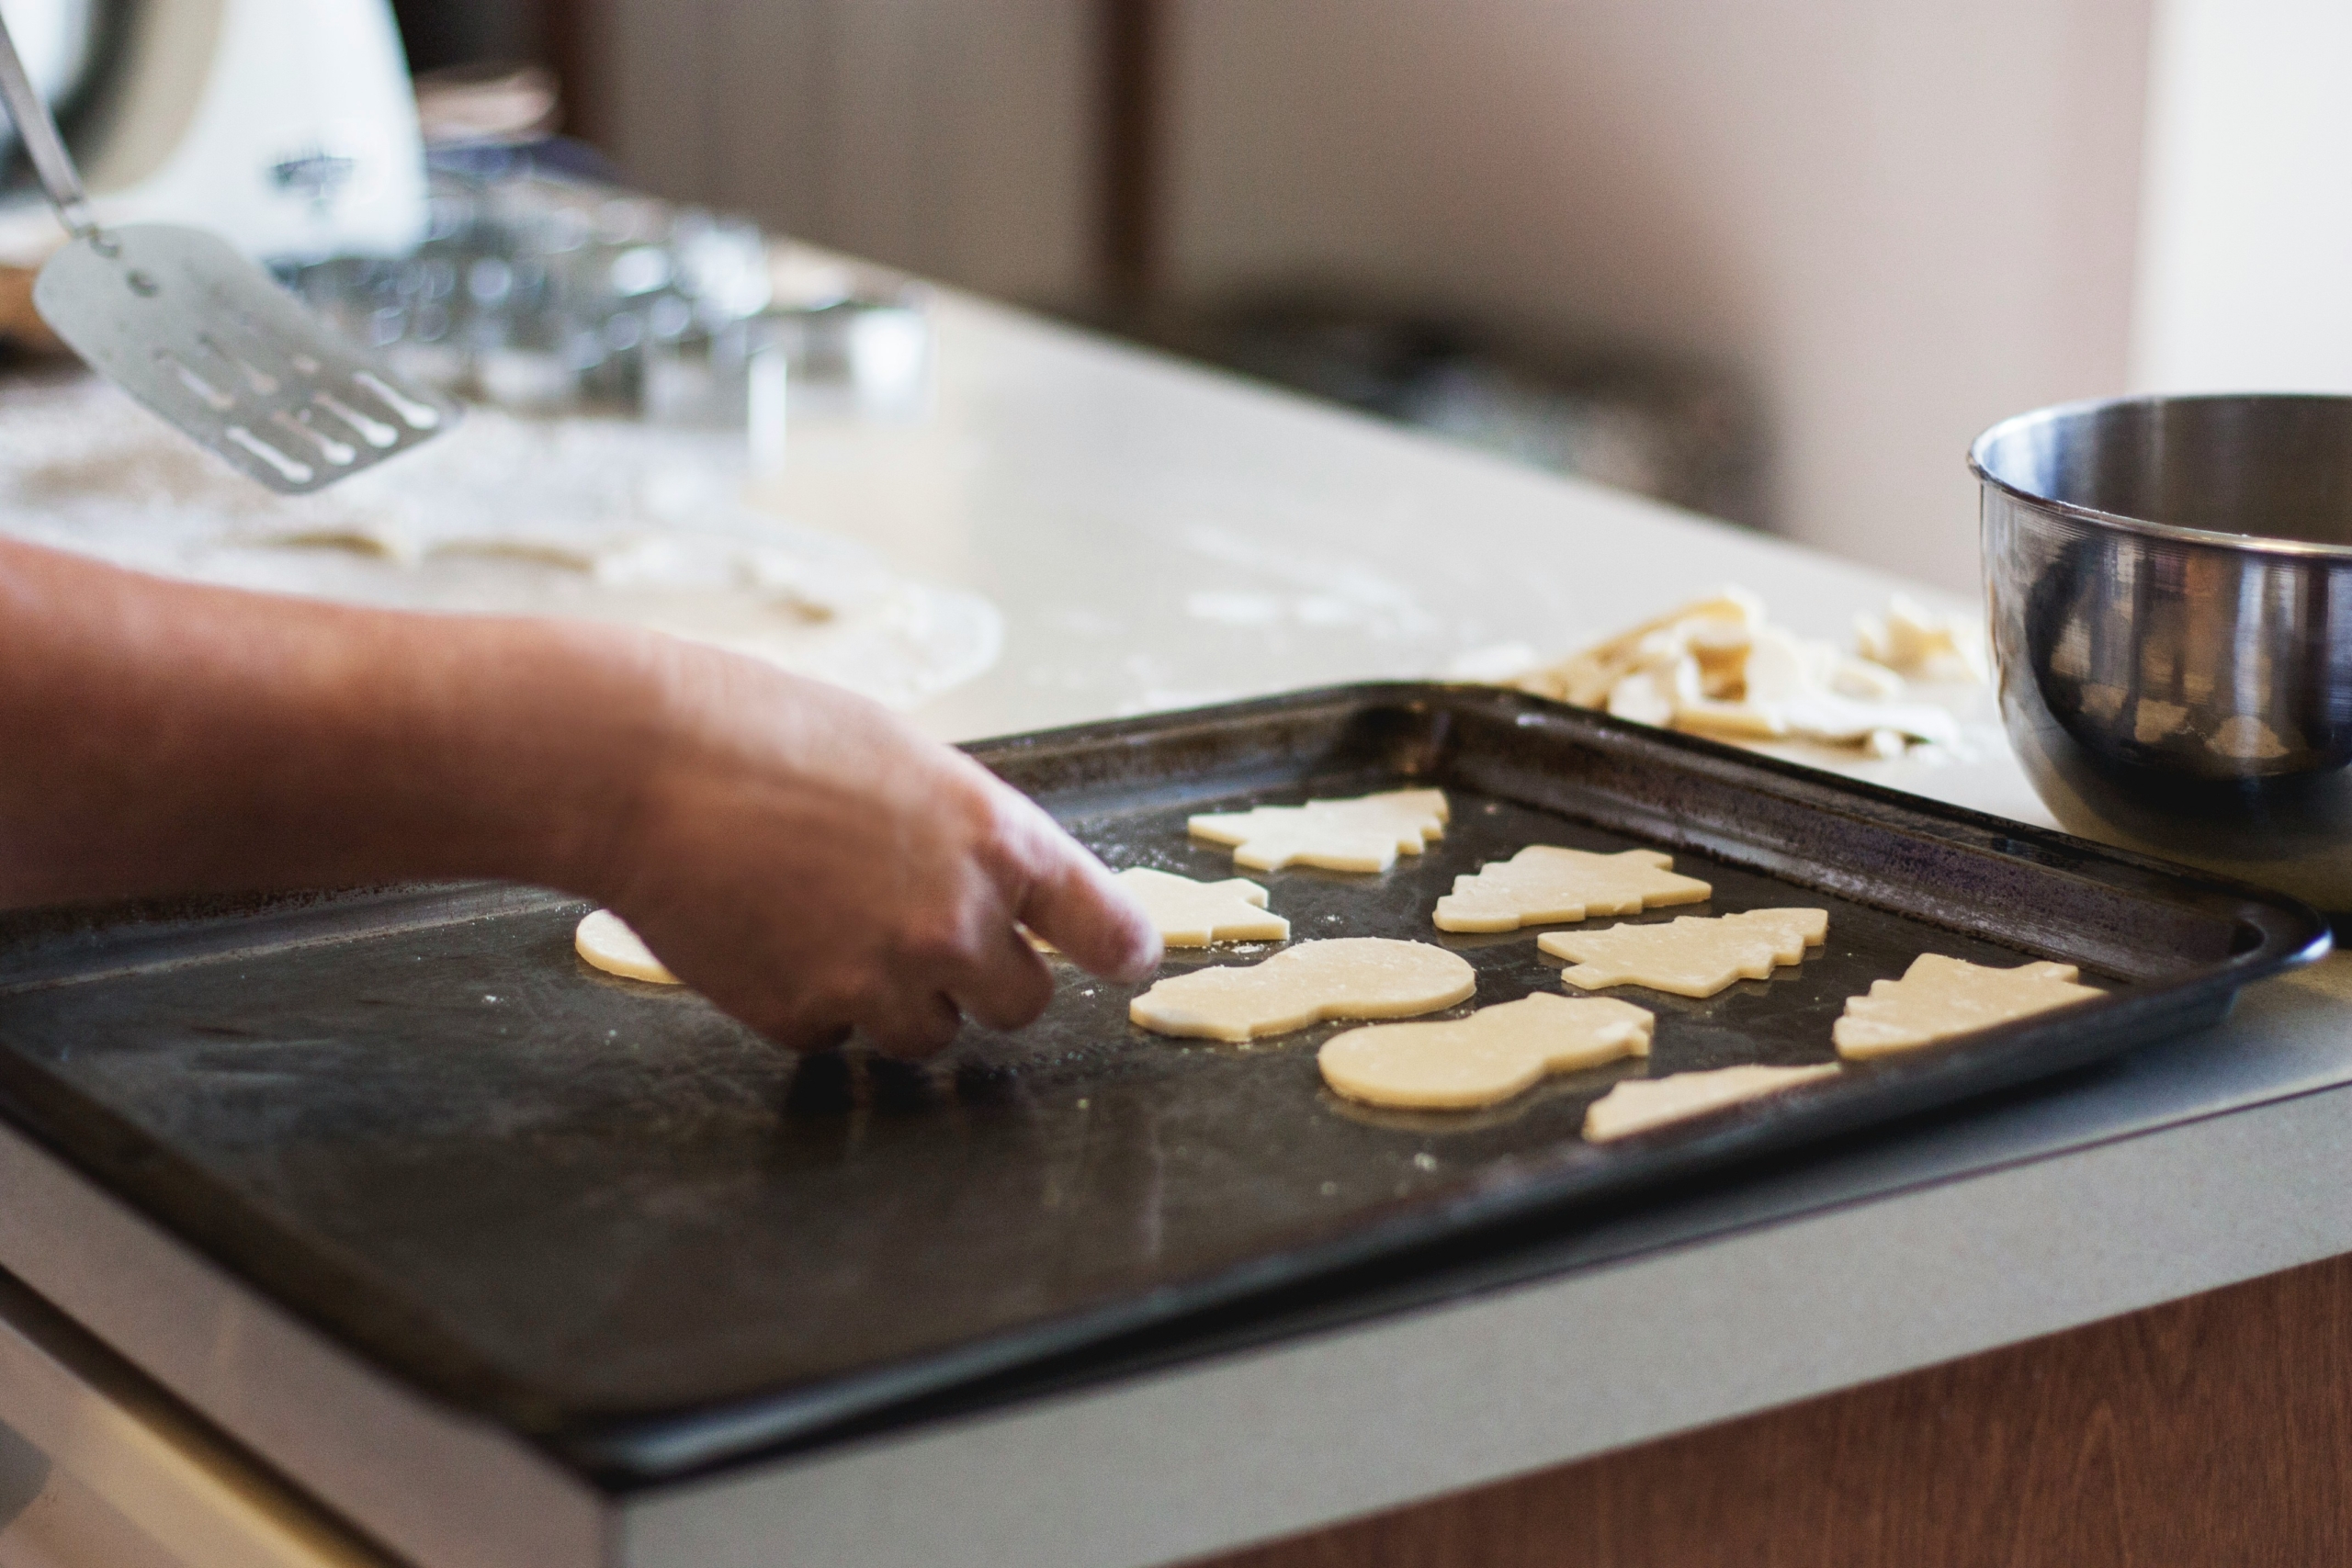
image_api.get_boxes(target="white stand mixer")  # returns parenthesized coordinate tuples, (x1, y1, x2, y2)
(0, 0, 425, 264)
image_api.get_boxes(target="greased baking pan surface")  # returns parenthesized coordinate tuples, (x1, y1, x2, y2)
(0, 684, 2324, 1481)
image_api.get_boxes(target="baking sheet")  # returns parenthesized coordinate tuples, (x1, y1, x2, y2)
(0, 684, 2323, 1483)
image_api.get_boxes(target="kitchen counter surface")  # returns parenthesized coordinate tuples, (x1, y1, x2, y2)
(1, 282, 2346, 1568)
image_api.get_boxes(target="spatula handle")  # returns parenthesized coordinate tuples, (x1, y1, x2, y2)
(0, 10, 94, 238)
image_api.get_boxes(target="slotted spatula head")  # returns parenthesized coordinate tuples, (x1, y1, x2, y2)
(31, 225, 460, 494)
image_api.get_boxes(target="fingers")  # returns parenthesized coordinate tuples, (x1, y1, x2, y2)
(945, 923, 1057, 1032)
(858, 987, 965, 1059)
(1014, 829, 1161, 984)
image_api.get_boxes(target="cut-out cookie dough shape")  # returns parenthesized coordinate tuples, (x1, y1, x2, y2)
(575, 909, 680, 985)
(1584, 1063, 1839, 1142)
(1540, 908, 1828, 998)
(1318, 994, 1654, 1110)
(1131, 938, 1476, 1043)
(1188, 788, 1448, 874)
(1104, 867, 1289, 947)
(1433, 846, 1713, 932)
(1834, 953, 2100, 1059)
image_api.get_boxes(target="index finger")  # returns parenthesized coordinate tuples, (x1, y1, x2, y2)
(1012, 818, 1161, 983)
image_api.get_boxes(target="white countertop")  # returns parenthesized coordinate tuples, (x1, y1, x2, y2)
(2, 285, 2347, 1568)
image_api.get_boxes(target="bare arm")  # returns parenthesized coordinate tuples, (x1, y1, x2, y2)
(0, 536, 1159, 1052)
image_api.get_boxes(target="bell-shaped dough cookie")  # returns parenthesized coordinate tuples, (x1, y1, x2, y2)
(575, 909, 680, 985)
(1540, 908, 1828, 998)
(1583, 1063, 1839, 1141)
(1188, 788, 1448, 874)
(1432, 845, 1712, 932)
(1131, 938, 1476, 1042)
(1318, 994, 1655, 1110)
(1834, 953, 2100, 1058)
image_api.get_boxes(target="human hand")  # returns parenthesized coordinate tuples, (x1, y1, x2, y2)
(582, 639, 1160, 1055)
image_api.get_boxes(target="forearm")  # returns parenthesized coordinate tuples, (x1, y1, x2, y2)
(0, 536, 655, 908)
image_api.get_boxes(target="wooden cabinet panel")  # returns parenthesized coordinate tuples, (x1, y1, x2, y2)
(1212, 1252, 2352, 1567)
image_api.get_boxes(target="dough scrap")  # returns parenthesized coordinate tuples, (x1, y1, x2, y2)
(1518, 589, 1765, 709)
(1509, 588, 1962, 752)
(1102, 867, 1290, 947)
(1855, 593, 1986, 682)
(1834, 953, 2100, 1058)
(575, 909, 680, 985)
(1188, 788, 1448, 873)
(1541, 908, 1829, 998)
(1130, 938, 1476, 1042)
(1584, 1063, 1840, 1142)
(1318, 993, 1654, 1110)
(1432, 845, 1712, 932)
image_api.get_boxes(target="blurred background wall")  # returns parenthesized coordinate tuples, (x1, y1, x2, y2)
(2131, 0, 2352, 396)
(416, 0, 2349, 594)
(1154, 1, 2146, 592)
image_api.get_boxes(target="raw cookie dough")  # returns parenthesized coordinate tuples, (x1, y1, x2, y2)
(1855, 593, 1986, 682)
(1433, 846, 1712, 932)
(1057, 868, 1287, 948)
(1584, 1063, 1840, 1142)
(1540, 908, 1828, 998)
(1508, 587, 1962, 752)
(1834, 953, 2100, 1058)
(575, 909, 680, 985)
(1318, 994, 1655, 1110)
(1188, 788, 1448, 874)
(1130, 938, 1476, 1043)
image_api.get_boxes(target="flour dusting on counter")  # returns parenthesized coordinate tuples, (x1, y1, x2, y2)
(0, 376, 1001, 710)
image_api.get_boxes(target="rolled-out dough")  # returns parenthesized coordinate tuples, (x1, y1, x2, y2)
(1835, 953, 2100, 1058)
(1130, 938, 1476, 1042)
(1318, 993, 1654, 1110)
(1188, 788, 1448, 874)
(1540, 908, 1828, 998)
(1080, 867, 1289, 947)
(1583, 1063, 1839, 1142)
(575, 909, 680, 985)
(1432, 845, 1712, 932)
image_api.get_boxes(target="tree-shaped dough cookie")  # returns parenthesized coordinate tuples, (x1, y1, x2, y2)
(1319, 993, 1655, 1109)
(1130, 938, 1475, 1042)
(1834, 953, 2099, 1058)
(1540, 908, 1828, 998)
(1433, 845, 1712, 931)
(1188, 788, 1448, 873)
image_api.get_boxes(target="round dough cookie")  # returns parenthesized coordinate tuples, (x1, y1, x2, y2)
(574, 908, 680, 985)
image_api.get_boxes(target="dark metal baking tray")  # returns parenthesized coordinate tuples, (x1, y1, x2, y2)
(0, 682, 2325, 1484)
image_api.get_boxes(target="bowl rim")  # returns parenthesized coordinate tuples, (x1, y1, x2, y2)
(1969, 391, 2352, 561)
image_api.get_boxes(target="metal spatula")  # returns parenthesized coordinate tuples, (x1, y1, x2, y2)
(0, 14, 456, 493)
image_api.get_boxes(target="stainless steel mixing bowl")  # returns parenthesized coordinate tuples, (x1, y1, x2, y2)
(1976, 393, 2352, 909)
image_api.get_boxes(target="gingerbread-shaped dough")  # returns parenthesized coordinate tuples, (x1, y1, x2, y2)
(1114, 867, 1289, 946)
(1583, 1063, 1839, 1142)
(1432, 846, 1712, 932)
(1318, 994, 1654, 1110)
(1188, 788, 1448, 874)
(575, 909, 680, 985)
(1834, 953, 2100, 1058)
(1035, 868, 1288, 953)
(1540, 908, 1828, 998)
(1130, 938, 1475, 1042)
